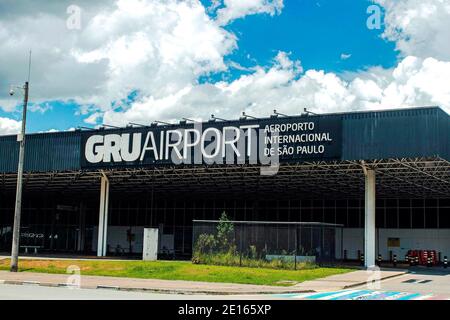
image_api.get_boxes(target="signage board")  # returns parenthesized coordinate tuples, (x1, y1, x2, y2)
(80, 115, 342, 168)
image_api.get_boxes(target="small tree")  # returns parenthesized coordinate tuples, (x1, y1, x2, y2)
(216, 212, 235, 252)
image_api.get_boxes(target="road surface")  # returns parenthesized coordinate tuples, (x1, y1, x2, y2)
(1, 269, 449, 300)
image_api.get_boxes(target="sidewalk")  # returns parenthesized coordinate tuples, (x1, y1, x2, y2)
(292, 269, 407, 292)
(0, 269, 407, 295)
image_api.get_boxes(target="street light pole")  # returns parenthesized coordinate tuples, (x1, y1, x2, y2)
(10, 81, 29, 272)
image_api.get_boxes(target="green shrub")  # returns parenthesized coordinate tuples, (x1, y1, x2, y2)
(194, 233, 217, 255)
(193, 251, 317, 270)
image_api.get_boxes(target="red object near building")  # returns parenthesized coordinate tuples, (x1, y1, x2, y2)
(408, 250, 437, 266)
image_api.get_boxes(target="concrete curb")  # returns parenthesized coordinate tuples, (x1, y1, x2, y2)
(114, 287, 316, 296)
(97, 285, 120, 290)
(343, 271, 408, 289)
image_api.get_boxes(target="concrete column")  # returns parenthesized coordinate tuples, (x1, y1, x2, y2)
(97, 174, 110, 257)
(77, 202, 86, 252)
(364, 169, 376, 268)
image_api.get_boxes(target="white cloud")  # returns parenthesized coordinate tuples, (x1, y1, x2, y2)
(29, 102, 53, 114)
(0, 0, 237, 112)
(0, 99, 18, 113)
(80, 0, 450, 123)
(375, 0, 450, 60)
(215, 0, 284, 25)
(72, 0, 237, 111)
(103, 52, 450, 126)
(0, 117, 21, 135)
(84, 112, 102, 125)
(381, 56, 450, 108)
(340, 53, 352, 60)
(1, 0, 450, 135)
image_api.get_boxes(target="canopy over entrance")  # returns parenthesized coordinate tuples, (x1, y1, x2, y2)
(1, 157, 448, 199)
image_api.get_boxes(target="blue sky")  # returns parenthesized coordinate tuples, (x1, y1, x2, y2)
(228, 1, 395, 71)
(0, 101, 85, 132)
(4, 0, 446, 134)
(202, 0, 397, 82)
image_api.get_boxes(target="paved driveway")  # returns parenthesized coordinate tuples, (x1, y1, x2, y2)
(273, 268, 450, 300)
(356, 269, 450, 296)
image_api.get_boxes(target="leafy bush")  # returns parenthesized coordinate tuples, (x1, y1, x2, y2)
(193, 251, 317, 270)
(194, 233, 217, 255)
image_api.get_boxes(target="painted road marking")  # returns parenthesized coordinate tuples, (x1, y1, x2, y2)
(355, 291, 401, 300)
(397, 293, 422, 300)
(275, 289, 449, 300)
(403, 279, 417, 283)
(418, 280, 432, 284)
(328, 290, 373, 300)
(413, 294, 433, 300)
(316, 290, 363, 300)
(295, 290, 360, 300)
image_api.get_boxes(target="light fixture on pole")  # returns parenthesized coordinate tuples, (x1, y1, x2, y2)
(211, 114, 229, 122)
(182, 117, 199, 123)
(241, 112, 259, 120)
(77, 126, 95, 131)
(10, 51, 32, 273)
(273, 109, 289, 117)
(129, 122, 148, 128)
(102, 124, 121, 129)
(153, 120, 171, 126)
(304, 108, 318, 116)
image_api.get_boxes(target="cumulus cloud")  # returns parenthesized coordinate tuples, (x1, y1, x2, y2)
(75, 0, 450, 120)
(0, 99, 18, 113)
(0, 0, 450, 135)
(84, 112, 102, 125)
(375, 0, 450, 60)
(0, 0, 237, 109)
(72, 0, 237, 111)
(215, 0, 284, 25)
(0, 117, 20, 135)
(103, 52, 450, 126)
(28, 102, 53, 114)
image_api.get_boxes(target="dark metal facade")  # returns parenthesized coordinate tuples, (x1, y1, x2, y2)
(0, 107, 448, 174)
(342, 107, 449, 161)
(0, 131, 81, 173)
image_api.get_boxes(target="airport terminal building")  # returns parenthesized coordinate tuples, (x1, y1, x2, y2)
(0, 106, 449, 267)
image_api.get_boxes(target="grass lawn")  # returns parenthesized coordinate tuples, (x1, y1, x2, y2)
(0, 259, 353, 286)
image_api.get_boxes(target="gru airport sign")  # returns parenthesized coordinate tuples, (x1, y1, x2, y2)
(80, 116, 343, 168)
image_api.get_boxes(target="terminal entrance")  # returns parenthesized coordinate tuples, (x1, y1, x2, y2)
(0, 194, 97, 254)
(0, 158, 449, 264)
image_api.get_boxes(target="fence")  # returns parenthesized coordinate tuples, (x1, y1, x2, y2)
(192, 220, 344, 270)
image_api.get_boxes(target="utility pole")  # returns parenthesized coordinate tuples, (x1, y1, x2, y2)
(10, 81, 29, 272)
(10, 52, 31, 272)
